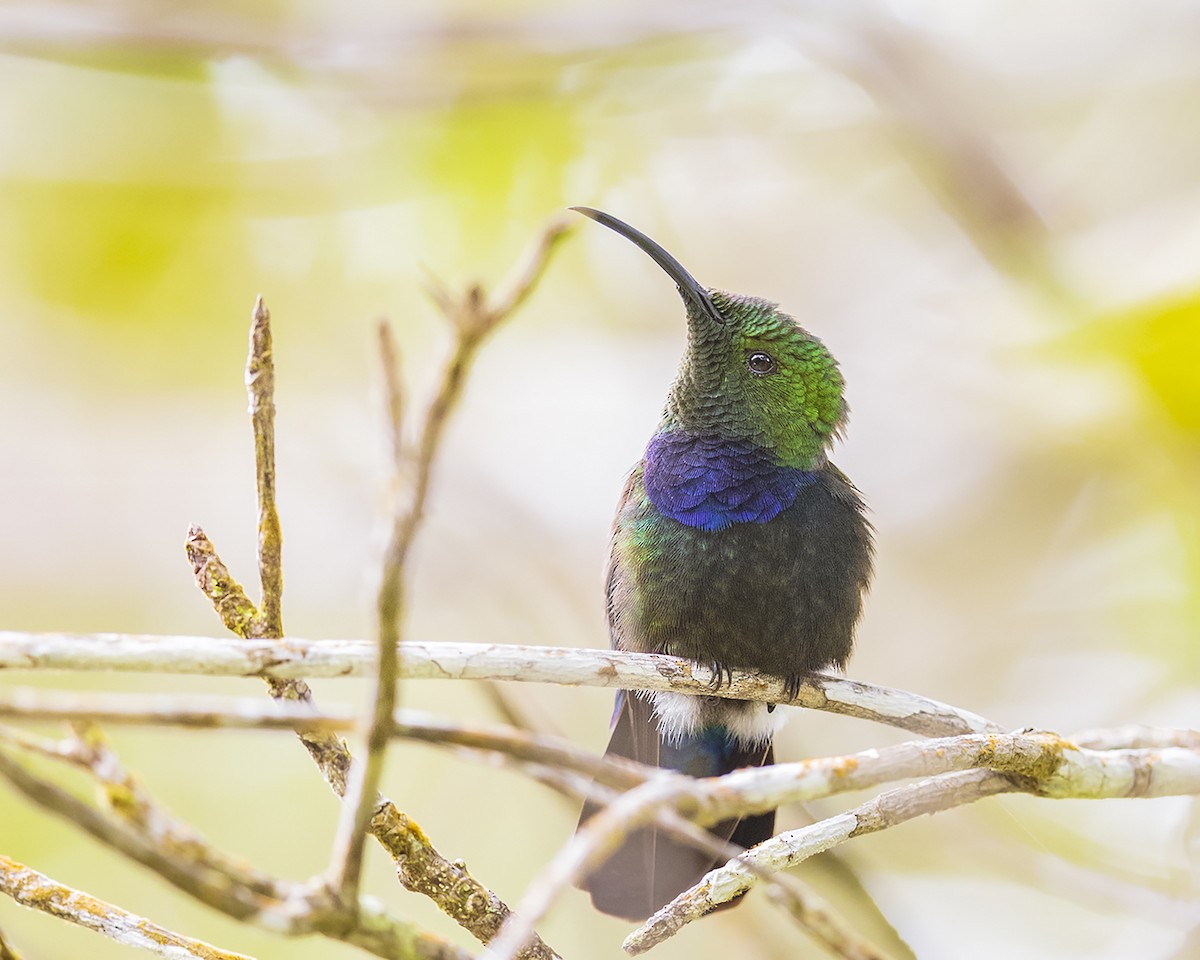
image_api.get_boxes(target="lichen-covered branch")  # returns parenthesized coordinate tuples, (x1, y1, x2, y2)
(0, 854, 252, 960)
(185, 542, 556, 959)
(0, 632, 1000, 738)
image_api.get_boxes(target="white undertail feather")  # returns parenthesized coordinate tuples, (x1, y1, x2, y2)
(650, 691, 789, 748)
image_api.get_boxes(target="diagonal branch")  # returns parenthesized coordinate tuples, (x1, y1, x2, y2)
(0, 720, 286, 901)
(0, 854, 252, 960)
(0, 743, 473, 960)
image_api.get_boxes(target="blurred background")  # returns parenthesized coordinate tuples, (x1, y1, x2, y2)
(1, 1, 1198, 958)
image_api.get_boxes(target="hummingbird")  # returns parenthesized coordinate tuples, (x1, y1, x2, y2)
(573, 207, 874, 921)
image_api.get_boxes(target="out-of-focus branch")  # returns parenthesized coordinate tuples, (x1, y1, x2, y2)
(0, 854, 251, 960)
(330, 215, 572, 922)
(792, 8, 1070, 303)
(378, 318, 405, 465)
(763, 875, 896, 960)
(0, 632, 1001, 738)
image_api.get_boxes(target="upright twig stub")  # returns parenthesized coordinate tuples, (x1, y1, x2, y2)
(246, 295, 283, 638)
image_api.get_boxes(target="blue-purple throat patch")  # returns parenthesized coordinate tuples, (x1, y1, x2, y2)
(643, 431, 815, 531)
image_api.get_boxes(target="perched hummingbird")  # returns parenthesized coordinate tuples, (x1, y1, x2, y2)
(573, 208, 874, 921)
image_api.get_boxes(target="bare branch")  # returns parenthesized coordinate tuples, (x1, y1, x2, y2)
(484, 216, 572, 320)
(0, 854, 252, 960)
(184, 531, 260, 638)
(1070, 726, 1200, 751)
(623, 806, 900, 960)
(1, 686, 1193, 958)
(487, 731, 1200, 960)
(0, 689, 349, 732)
(0, 633, 1001, 738)
(0, 691, 650, 803)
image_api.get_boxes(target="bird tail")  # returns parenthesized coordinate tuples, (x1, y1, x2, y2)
(576, 691, 774, 921)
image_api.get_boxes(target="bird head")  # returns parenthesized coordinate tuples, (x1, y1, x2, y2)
(573, 207, 847, 470)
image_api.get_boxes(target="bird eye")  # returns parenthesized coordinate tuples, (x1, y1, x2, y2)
(746, 351, 777, 375)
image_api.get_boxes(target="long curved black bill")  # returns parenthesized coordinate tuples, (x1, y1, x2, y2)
(571, 206, 724, 326)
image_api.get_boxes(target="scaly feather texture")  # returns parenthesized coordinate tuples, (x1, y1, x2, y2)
(571, 208, 873, 922)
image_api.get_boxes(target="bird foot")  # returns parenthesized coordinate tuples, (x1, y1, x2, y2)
(703, 660, 733, 691)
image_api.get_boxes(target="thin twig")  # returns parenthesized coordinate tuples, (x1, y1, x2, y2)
(624, 806, 899, 960)
(0, 632, 1002, 738)
(0, 854, 252, 960)
(0, 690, 646, 789)
(0, 690, 350, 732)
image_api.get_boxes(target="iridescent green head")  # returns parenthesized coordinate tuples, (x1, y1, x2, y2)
(573, 207, 847, 470)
